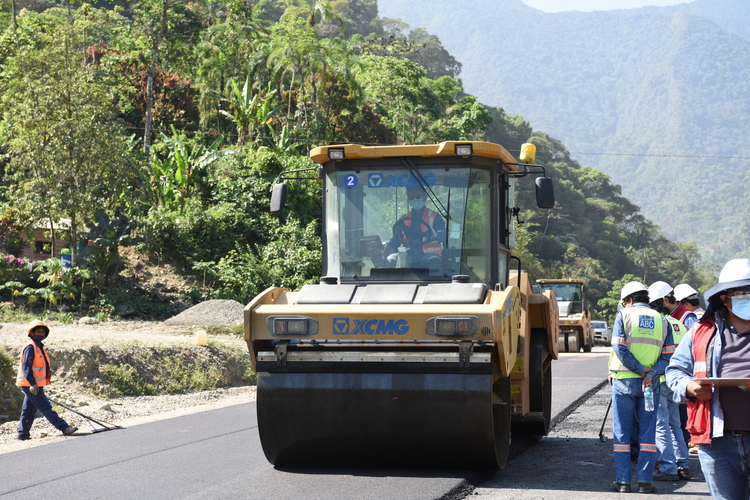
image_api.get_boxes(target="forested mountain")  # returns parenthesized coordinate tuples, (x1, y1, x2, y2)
(0, 0, 715, 321)
(377, 0, 750, 263)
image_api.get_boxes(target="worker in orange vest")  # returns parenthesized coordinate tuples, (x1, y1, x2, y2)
(16, 320, 78, 440)
(385, 185, 445, 274)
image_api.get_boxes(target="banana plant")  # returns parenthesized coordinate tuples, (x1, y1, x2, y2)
(267, 122, 299, 154)
(151, 126, 229, 212)
(220, 74, 281, 146)
(82, 209, 143, 287)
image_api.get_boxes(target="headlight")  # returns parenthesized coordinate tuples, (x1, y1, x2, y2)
(267, 316, 318, 336)
(455, 144, 473, 157)
(426, 316, 479, 336)
(328, 148, 345, 160)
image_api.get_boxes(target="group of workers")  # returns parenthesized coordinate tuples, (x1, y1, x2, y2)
(610, 259, 750, 499)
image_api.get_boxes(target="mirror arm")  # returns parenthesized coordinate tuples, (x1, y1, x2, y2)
(507, 163, 546, 179)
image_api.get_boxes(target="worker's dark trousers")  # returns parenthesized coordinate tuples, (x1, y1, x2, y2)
(18, 386, 69, 440)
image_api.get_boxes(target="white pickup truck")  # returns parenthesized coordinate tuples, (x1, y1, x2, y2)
(592, 320, 610, 346)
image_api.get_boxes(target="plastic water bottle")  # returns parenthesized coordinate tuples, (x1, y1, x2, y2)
(396, 246, 407, 268)
(644, 385, 654, 412)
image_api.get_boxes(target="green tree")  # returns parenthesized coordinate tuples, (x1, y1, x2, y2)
(193, 0, 268, 136)
(0, 18, 138, 264)
(126, 0, 195, 154)
(356, 54, 425, 142)
(597, 274, 642, 324)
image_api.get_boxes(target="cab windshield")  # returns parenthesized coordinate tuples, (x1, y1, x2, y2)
(328, 165, 492, 282)
(540, 283, 584, 314)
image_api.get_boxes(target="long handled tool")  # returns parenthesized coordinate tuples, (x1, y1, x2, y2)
(599, 396, 612, 442)
(48, 396, 123, 434)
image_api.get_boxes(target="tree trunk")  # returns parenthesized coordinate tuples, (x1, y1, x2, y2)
(143, 0, 169, 155)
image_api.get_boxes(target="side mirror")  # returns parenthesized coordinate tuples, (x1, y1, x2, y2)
(535, 177, 555, 209)
(270, 183, 287, 213)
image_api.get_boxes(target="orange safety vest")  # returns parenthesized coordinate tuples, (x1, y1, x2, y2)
(16, 340, 51, 387)
(400, 208, 442, 257)
(686, 318, 716, 445)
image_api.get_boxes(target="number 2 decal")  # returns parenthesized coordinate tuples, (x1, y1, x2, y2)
(344, 174, 358, 188)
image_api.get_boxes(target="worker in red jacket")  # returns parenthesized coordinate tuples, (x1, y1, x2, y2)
(16, 320, 78, 440)
(666, 259, 750, 500)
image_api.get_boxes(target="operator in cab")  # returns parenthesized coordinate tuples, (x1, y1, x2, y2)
(384, 185, 446, 274)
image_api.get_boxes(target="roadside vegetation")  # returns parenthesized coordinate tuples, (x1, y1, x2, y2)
(0, 0, 714, 330)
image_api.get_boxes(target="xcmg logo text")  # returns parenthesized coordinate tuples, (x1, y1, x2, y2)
(332, 318, 409, 335)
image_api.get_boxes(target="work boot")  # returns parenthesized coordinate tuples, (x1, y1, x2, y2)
(638, 483, 657, 494)
(62, 425, 78, 436)
(653, 470, 679, 481)
(678, 468, 691, 480)
(611, 481, 631, 493)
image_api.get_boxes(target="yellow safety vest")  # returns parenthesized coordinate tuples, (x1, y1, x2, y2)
(608, 307, 667, 379)
(658, 315, 686, 383)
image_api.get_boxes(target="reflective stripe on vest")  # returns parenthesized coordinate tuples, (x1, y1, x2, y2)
(401, 209, 442, 256)
(16, 341, 51, 387)
(608, 308, 667, 378)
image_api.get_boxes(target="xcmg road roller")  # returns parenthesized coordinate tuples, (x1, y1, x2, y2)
(245, 141, 559, 469)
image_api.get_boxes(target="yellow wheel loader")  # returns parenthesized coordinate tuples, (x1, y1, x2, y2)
(245, 141, 559, 469)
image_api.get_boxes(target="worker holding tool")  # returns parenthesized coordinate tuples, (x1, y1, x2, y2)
(609, 281, 674, 494)
(16, 319, 78, 440)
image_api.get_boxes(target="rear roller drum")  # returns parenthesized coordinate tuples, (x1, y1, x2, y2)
(492, 376, 512, 469)
(515, 329, 552, 436)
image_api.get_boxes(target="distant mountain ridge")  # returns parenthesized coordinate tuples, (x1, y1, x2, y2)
(376, 0, 750, 263)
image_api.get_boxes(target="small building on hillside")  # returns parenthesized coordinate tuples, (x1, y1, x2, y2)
(20, 219, 72, 261)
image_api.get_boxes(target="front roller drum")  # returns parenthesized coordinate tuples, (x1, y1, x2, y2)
(257, 371, 510, 469)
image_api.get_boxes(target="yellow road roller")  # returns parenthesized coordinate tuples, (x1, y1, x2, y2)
(245, 141, 559, 469)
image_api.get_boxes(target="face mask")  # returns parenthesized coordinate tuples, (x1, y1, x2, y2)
(409, 199, 424, 210)
(729, 296, 750, 320)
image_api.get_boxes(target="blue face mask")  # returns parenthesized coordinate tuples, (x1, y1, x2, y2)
(409, 199, 424, 210)
(729, 296, 750, 320)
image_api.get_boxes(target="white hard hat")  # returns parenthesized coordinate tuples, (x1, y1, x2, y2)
(620, 281, 647, 300)
(704, 259, 750, 317)
(674, 283, 699, 302)
(648, 281, 673, 303)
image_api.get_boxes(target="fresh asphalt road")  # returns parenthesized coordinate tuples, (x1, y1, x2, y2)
(0, 349, 610, 500)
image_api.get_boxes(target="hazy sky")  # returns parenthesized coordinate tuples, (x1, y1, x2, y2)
(522, 0, 691, 12)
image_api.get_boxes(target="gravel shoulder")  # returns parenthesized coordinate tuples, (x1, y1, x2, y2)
(472, 384, 710, 499)
(0, 316, 257, 454)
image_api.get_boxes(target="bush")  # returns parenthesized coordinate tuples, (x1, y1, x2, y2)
(143, 203, 258, 270)
(0, 348, 23, 423)
(92, 343, 254, 397)
(205, 219, 322, 303)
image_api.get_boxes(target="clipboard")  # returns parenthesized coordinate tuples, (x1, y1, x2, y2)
(693, 378, 750, 387)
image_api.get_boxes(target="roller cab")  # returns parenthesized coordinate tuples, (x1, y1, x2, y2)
(537, 278, 595, 353)
(245, 142, 558, 469)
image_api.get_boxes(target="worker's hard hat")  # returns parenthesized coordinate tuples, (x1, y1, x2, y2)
(620, 281, 647, 300)
(674, 284, 699, 302)
(648, 281, 673, 303)
(703, 259, 750, 317)
(27, 319, 50, 337)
